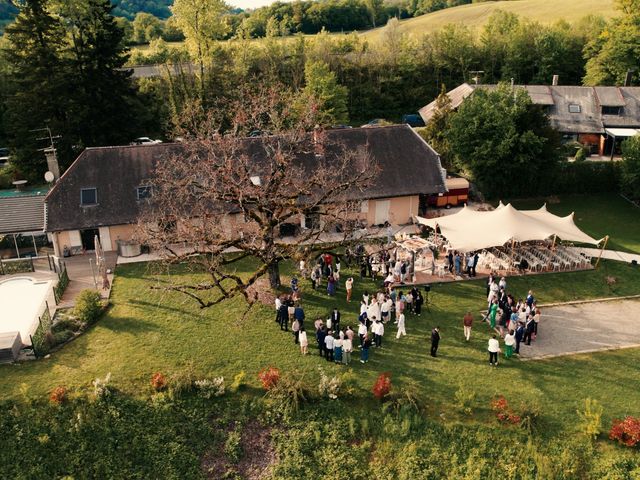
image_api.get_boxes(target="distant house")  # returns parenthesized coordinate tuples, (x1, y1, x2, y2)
(45, 125, 446, 255)
(418, 83, 640, 157)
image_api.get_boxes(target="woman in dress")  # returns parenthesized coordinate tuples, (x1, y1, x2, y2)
(489, 300, 499, 329)
(504, 330, 515, 359)
(334, 334, 343, 364)
(298, 327, 308, 355)
(327, 275, 336, 296)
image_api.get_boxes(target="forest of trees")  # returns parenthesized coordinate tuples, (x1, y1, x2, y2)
(0, 0, 475, 35)
(1, 0, 639, 186)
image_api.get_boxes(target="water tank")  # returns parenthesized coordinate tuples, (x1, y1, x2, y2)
(117, 240, 142, 257)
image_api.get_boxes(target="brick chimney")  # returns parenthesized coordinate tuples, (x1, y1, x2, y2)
(44, 147, 60, 181)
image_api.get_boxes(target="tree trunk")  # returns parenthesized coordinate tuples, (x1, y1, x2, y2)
(268, 260, 281, 289)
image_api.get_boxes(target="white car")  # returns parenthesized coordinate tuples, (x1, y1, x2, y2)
(130, 137, 163, 146)
(0, 148, 9, 167)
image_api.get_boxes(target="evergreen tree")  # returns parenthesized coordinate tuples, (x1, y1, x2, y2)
(300, 60, 349, 126)
(419, 85, 453, 169)
(2, 0, 67, 181)
(59, 0, 142, 149)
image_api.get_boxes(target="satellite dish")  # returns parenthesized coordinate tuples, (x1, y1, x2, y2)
(44, 171, 55, 183)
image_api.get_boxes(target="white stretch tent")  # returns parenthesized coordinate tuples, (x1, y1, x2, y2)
(415, 203, 603, 252)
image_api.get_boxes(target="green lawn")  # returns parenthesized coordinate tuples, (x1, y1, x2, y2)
(2, 257, 640, 437)
(508, 193, 640, 254)
(362, 0, 617, 41)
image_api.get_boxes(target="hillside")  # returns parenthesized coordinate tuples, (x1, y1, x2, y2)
(362, 0, 617, 40)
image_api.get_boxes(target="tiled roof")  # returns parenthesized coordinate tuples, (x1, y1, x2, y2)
(45, 125, 447, 232)
(419, 84, 640, 134)
(0, 194, 46, 234)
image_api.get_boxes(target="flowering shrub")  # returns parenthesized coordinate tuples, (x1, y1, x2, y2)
(491, 396, 521, 425)
(92, 372, 112, 399)
(49, 386, 67, 405)
(372, 372, 392, 400)
(230, 371, 246, 392)
(258, 367, 280, 391)
(151, 372, 167, 392)
(195, 377, 225, 399)
(609, 417, 640, 447)
(318, 367, 341, 400)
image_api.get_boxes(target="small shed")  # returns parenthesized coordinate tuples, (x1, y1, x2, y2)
(428, 177, 469, 208)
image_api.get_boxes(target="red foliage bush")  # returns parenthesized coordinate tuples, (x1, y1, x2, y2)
(151, 372, 167, 392)
(609, 417, 640, 447)
(372, 372, 392, 400)
(49, 386, 67, 404)
(258, 367, 281, 391)
(491, 396, 520, 425)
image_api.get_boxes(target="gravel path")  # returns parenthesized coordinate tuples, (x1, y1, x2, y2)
(518, 299, 640, 360)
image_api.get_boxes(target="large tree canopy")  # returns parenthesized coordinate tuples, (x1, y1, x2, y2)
(137, 87, 376, 309)
(1, 0, 159, 182)
(445, 84, 560, 199)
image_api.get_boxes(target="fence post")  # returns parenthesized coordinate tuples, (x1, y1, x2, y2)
(0, 259, 3, 275)
(53, 286, 58, 305)
(45, 300, 50, 317)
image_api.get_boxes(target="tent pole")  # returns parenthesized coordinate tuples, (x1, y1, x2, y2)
(32, 234, 38, 257)
(510, 238, 515, 273)
(551, 234, 557, 251)
(594, 235, 609, 269)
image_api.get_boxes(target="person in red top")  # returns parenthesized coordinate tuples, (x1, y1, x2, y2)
(463, 311, 473, 342)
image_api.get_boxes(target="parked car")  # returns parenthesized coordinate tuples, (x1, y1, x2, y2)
(0, 147, 10, 167)
(130, 137, 162, 146)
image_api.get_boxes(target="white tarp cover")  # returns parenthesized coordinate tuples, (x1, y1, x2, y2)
(605, 128, 640, 138)
(415, 203, 603, 252)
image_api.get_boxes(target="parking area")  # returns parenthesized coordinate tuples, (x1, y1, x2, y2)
(519, 298, 640, 360)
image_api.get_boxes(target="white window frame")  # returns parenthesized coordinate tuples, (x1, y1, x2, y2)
(137, 185, 152, 200)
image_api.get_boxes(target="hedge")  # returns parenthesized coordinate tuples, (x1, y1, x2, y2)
(543, 161, 620, 196)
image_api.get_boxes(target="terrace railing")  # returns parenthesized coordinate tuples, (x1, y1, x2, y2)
(0, 257, 34, 275)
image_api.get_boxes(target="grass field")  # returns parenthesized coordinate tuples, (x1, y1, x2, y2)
(363, 0, 617, 41)
(1, 194, 640, 437)
(508, 193, 640, 254)
(130, 0, 618, 55)
(1, 193, 640, 476)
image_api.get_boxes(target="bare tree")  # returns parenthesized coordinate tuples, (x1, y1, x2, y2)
(136, 86, 377, 309)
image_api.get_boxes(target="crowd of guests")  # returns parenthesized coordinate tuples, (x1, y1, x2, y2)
(275, 250, 427, 365)
(276, 249, 543, 370)
(481, 273, 541, 365)
(445, 250, 480, 277)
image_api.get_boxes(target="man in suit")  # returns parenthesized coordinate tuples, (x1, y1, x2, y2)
(278, 301, 289, 331)
(330, 307, 341, 333)
(515, 322, 525, 354)
(430, 326, 441, 357)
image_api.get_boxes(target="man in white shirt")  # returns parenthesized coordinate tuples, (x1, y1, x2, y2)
(324, 332, 335, 362)
(488, 334, 500, 366)
(374, 320, 384, 348)
(358, 322, 367, 347)
(381, 297, 392, 323)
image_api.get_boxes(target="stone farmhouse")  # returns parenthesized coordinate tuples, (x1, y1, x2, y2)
(45, 125, 446, 255)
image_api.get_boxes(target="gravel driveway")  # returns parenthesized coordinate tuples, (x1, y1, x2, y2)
(518, 299, 640, 360)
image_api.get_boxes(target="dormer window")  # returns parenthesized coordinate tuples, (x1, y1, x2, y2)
(602, 106, 621, 115)
(568, 104, 581, 113)
(137, 185, 152, 200)
(81, 187, 97, 206)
